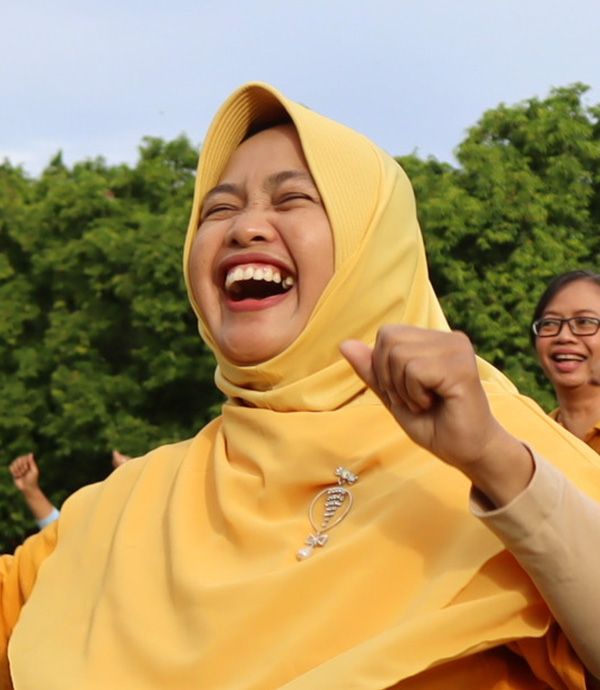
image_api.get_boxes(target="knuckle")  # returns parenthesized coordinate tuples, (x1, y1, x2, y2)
(450, 330, 474, 353)
(404, 358, 422, 380)
(377, 324, 401, 345)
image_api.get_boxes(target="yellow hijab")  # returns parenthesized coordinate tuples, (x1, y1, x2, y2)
(7, 83, 600, 689)
(182, 81, 512, 410)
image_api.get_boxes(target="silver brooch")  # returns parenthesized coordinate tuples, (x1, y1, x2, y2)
(296, 467, 358, 561)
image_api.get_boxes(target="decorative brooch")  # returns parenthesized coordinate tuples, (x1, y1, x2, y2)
(296, 467, 358, 560)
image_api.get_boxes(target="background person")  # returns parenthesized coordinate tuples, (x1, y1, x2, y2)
(8, 454, 59, 529)
(532, 270, 600, 454)
(2, 83, 600, 688)
(8, 450, 132, 530)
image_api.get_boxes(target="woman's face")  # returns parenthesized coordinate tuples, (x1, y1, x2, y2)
(188, 124, 334, 365)
(535, 279, 600, 392)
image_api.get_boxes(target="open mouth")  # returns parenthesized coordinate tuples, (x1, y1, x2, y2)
(224, 263, 296, 302)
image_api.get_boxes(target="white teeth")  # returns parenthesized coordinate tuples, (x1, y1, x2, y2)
(554, 354, 584, 362)
(224, 264, 295, 291)
(224, 266, 244, 290)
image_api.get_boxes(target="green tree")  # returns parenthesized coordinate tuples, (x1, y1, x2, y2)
(0, 138, 221, 550)
(401, 83, 600, 409)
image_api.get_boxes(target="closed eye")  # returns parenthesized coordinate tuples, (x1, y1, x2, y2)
(200, 203, 239, 221)
(280, 193, 309, 202)
(276, 191, 320, 208)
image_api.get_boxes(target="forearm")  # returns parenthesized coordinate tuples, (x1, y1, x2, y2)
(20, 488, 57, 524)
(472, 452, 600, 678)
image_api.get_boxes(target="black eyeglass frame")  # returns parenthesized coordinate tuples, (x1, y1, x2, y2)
(532, 316, 600, 337)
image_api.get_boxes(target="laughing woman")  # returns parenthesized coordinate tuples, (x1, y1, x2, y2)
(2, 84, 600, 689)
(532, 270, 600, 455)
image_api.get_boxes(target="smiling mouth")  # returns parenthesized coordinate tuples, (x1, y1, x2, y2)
(224, 264, 296, 302)
(552, 354, 585, 363)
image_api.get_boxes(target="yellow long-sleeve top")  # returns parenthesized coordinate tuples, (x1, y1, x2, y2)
(3, 81, 600, 688)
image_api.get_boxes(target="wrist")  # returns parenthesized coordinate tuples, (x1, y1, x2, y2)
(36, 506, 60, 529)
(465, 429, 535, 508)
(20, 485, 44, 499)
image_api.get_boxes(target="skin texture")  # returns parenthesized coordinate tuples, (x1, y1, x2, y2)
(188, 124, 334, 366)
(535, 279, 600, 441)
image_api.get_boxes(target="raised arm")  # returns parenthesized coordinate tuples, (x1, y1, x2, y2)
(341, 325, 600, 678)
(341, 327, 534, 505)
(9, 454, 59, 528)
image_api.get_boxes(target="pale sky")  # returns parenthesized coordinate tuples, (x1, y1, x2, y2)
(2, 0, 600, 176)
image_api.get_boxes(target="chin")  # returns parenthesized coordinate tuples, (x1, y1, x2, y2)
(221, 340, 286, 366)
(226, 353, 271, 366)
(553, 377, 587, 392)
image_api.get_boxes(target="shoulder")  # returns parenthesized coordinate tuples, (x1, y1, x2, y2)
(63, 438, 192, 510)
(59, 422, 222, 531)
(486, 390, 600, 496)
(1, 520, 59, 581)
(0, 520, 59, 648)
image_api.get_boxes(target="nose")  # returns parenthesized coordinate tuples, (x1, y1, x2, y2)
(225, 209, 277, 248)
(554, 322, 577, 341)
(226, 225, 273, 247)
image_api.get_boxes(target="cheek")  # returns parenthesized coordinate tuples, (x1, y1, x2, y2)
(188, 238, 215, 305)
(305, 218, 334, 279)
(535, 340, 549, 363)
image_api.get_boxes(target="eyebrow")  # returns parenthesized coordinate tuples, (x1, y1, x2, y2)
(264, 170, 316, 191)
(202, 182, 241, 205)
(544, 308, 600, 317)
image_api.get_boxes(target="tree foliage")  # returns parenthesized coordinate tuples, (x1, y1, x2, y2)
(0, 136, 222, 550)
(400, 83, 600, 408)
(1, 84, 599, 550)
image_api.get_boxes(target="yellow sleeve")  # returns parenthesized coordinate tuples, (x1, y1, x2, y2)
(0, 522, 58, 690)
(510, 624, 587, 690)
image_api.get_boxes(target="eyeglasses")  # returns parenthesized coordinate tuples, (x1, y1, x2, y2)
(532, 316, 600, 337)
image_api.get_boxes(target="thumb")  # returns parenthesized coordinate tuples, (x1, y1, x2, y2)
(339, 340, 377, 390)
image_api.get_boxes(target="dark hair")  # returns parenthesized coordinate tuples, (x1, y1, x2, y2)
(530, 270, 600, 346)
(243, 113, 293, 141)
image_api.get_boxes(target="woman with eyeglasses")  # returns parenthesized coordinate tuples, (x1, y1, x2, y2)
(532, 270, 600, 454)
